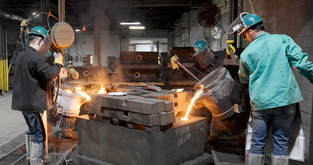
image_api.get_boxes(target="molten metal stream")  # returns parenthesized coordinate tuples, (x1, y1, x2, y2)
(77, 91, 91, 100)
(181, 88, 204, 120)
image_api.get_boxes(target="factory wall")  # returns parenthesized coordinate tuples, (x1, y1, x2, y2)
(244, 0, 313, 159)
(173, 9, 228, 51)
(67, 32, 120, 67)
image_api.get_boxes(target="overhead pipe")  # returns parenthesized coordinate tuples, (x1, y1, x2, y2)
(0, 11, 25, 21)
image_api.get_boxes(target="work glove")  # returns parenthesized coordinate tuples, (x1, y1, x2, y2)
(54, 52, 64, 67)
(171, 55, 179, 70)
(69, 68, 79, 79)
(20, 19, 29, 33)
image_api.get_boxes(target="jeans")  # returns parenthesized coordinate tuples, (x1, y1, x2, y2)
(22, 112, 45, 143)
(248, 103, 296, 156)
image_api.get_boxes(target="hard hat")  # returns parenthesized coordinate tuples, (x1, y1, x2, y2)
(193, 41, 207, 55)
(225, 12, 263, 35)
(239, 14, 263, 35)
(29, 26, 48, 39)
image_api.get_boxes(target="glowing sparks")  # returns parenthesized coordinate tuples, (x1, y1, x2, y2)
(77, 91, 90, 100)
(181, 88, 204, 121)
(99, 86, 107, 94)
(75, 86, 83, 91)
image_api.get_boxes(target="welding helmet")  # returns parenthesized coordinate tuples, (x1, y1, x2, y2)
(226, 12, 263, 35)
(193, 41, 214, 68)
(29, 26, 52, 57)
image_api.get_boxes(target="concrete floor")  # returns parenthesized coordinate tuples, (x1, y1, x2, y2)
(0, 90, 28, 158)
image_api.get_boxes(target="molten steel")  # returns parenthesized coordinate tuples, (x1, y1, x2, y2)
(77, 91, 90, 100)
(64, 89, 72, 93)
(181, 88, 204, 121)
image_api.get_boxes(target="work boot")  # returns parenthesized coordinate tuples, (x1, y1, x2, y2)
(206, 130, 219, 144)
(29, 141, 44, 165)
(62, 128, 78, 141)
(245, 152, 265, 165)
(271, 154, 289, 165)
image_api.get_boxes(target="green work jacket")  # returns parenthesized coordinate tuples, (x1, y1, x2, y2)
(238, 32, 313, 110)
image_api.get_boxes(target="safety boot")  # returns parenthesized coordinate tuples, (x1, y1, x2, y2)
(271, 154, 289, 165)
(29, 141, 44, 165)
(246, 152, 265, 165)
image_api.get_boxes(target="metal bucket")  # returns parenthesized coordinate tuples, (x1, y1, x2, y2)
(47, 90, 85, 129)
(194, 66, 241, 121)
(57, 90, 85, 117)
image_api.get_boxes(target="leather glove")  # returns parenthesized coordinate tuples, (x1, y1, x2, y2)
(54, 52, 64, 67)
(69, 68, 79, 79)
(171, 55, 179, 70)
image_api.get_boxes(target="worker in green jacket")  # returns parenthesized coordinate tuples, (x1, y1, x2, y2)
(226, 12, 313, 165)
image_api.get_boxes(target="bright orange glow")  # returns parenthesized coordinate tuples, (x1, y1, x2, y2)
(98, 86, 107, 94)
(64, 89, 72, 93)
(181, 88, 204, 121)
(77, 91, 90, 100)
(82, 26, 86, 31)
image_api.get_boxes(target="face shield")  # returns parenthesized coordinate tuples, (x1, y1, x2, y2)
(226, 12, 249, 35)
(39, 36, 52, 57)
(194, 47, 215, 68)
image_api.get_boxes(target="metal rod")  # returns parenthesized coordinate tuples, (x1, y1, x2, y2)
(176, 61, 200, 82)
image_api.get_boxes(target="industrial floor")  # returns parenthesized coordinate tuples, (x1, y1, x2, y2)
(0, 90, 308, 165)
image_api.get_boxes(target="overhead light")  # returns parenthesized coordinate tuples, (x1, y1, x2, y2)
(75, 29, 80, 32)
(82, 26, 86, 31)
(129, 26, 145, 29)
(120, 22, 140, 25)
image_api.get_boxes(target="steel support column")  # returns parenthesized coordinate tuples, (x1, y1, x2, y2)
(94, 7, 101, 66)
(58, 0, 65, 22)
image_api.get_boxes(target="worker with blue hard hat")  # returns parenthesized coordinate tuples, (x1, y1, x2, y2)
(171, 40, 231, 145)
(227, 12, 313, 165)
(12, 26, 63, 165)
(171, 40, 217, 80)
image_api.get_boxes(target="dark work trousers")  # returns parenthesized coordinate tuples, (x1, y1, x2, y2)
(22, 112, 45, 143)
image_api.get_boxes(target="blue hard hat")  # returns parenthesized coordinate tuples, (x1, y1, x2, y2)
(238, 14, 263, 35)
(29, 26, 48, 38)
(193, 41, 207, 55)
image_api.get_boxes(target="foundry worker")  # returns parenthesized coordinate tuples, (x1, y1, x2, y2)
(11, 26, 63, 165)
(226, 12, 313, 165)
(171, 40, 216, 80)
(171, 41, 221, 144)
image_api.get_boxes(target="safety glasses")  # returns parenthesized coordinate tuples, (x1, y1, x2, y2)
(241, 31, 247, 39)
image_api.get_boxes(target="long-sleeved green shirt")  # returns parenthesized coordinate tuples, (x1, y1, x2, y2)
(239, 32, 313, 110)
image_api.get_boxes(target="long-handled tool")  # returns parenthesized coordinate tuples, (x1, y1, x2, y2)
(172, 55, 200, 82)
